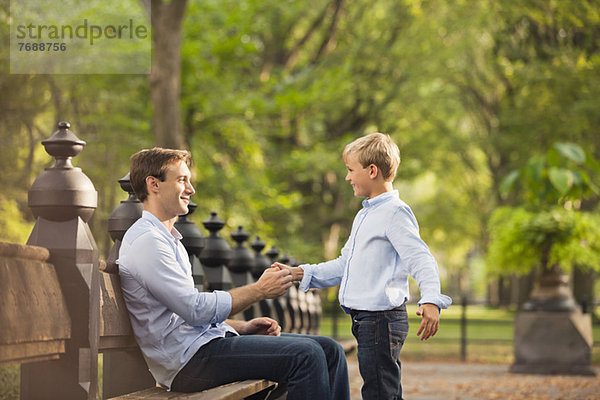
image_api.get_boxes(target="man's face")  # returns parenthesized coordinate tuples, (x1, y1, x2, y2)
(157, 160, 195, 218)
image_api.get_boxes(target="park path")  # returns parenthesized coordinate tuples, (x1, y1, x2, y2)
(346, 356, 600, 400)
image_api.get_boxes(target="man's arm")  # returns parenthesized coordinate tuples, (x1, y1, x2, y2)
(228, 267, 293, 316)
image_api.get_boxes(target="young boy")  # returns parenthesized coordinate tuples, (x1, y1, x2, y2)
(273, 132, 452, 400)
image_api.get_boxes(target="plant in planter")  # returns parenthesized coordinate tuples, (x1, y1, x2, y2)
(487, 142, 600, 311)
(487, 142, 600, 374)
(487, 206, 600, 311)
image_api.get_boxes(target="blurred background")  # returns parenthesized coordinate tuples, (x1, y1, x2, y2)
(1, 0, 599, 376)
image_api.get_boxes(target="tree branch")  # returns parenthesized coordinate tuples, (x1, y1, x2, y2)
(311, 0, 344, 65)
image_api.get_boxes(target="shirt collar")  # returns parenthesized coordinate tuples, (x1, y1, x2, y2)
(142, 210, 183, 240)
(362, 190, 398, 208)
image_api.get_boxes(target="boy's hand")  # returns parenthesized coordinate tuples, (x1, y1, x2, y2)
(271, 262, 304, 282)
(416, 303, 439, 341)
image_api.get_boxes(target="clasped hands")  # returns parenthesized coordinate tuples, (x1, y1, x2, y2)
(254, 262, 302, 299)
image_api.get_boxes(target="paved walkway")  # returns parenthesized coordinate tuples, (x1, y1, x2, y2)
(347, 356, 600, 400)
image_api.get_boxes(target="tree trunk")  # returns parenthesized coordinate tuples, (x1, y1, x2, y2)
(144, 0, 188, 149)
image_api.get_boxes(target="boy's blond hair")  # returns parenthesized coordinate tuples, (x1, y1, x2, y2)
(343, 132, 400, 181)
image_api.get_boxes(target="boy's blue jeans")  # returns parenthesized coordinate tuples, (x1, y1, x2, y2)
(171, 332, 350, 400)
(350, 304, 409, 400)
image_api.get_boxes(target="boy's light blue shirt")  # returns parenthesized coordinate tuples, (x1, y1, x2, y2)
(118, 211, 237, 389)
(299, 190, 452, 312)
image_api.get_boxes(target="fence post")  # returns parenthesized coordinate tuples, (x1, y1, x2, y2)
(229, 226, 257, 320)
(175, 202, 206, 291)
(279, 254, 300, 333)
(199, 212, 233, 291)
(22, 121, 100, 400)
(266, 246, 292, 331)
(460, 296, 467, 362)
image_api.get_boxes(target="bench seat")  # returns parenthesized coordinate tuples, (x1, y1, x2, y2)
(107, 379, 277, 400)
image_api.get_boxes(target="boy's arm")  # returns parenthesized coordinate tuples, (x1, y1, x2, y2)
(387, 206, 452, 310)
(272, 255, 346, 291)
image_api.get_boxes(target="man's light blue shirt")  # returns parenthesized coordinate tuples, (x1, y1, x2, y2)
(299, 190, 452, 312)
(118, 211, 236, 389)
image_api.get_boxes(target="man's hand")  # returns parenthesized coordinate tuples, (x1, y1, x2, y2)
(271, 262, 303, 282)
(256, 267, 293, 299)
(416, 303, 439, 341)
(236, 317, 281, 336)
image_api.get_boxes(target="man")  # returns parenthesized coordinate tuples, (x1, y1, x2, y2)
(118, 148, 349, 400)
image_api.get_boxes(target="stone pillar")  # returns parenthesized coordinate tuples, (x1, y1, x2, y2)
(511, 265, 595, 375)
(199, 212, 232, 291)
(266, 246, 291, 331)
(102, 173, 154, 398)
(22, 122, 100, 400)
(175, 202, 206, 291)
(229, 226, 257, 320)
(250, 236, 275, 319)
(511, 311, 595, 375)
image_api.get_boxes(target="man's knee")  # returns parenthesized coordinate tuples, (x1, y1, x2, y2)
(312, 335, 345, 360)
(293, 338, 328, 366)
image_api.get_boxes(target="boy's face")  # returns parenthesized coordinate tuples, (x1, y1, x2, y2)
(344, 155, 376, 198)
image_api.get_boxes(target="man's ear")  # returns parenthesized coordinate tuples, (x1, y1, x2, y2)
(368, 164, 379, 179)
(146, 176, 160, 195)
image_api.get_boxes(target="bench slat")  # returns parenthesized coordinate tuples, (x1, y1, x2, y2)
(108, 379, 277, 400)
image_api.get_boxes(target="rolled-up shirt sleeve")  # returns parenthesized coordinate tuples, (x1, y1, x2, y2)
(132, 233, 233, 325)
(299, 240, 349, 292)
(299, 258, 344, 291)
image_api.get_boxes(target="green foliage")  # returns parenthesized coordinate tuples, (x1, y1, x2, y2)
(500, 142, 600, 207)
(487, 207, 600, 275)
(489, 141, 600, 277)
(0, 198, 33, 244)
(0, 365, 19, 400)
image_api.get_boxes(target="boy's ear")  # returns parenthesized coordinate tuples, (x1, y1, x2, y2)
(146, 176, 160, 195)
(368, 164, 379, 179)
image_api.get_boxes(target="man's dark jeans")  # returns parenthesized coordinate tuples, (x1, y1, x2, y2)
(171, 332, 350, 400)
(351, 305, 409, 400)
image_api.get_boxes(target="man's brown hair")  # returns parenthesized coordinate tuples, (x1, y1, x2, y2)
(343, 132, 400, 181)
(130, 147, 191, 202)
